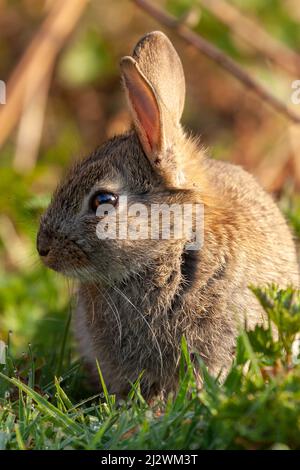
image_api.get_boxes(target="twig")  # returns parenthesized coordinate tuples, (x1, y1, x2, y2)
(0, 0, 89, 150)
(0, 215, 30, 269)
(200, 0, 300, 77)
(133, 0, 300, 124)
(13, 66, 53, 173)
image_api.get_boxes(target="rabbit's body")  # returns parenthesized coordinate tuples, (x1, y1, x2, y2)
(71, 133, 298, 398)
(37, 32, 299, 400)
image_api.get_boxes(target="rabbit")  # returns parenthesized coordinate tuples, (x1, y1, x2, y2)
(37, 31, 299, 400)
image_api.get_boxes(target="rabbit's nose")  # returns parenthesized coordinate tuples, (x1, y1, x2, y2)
(37, 229, 51, 257)
(38, 246, 50, 257)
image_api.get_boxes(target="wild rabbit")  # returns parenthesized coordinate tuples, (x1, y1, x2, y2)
(37, 31, 299, 400)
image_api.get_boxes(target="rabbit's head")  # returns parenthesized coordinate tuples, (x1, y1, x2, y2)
(37, 32, 205, 282)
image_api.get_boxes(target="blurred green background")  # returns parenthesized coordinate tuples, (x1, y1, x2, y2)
(0, 0, 300, 361)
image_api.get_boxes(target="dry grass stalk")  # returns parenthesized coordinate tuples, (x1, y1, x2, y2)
(133, 0, 300, 124)
(0, 0, 89, 152)
(200, 0, 300, 77)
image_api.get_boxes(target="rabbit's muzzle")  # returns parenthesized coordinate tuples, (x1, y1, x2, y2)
(37, 226, 88, 274)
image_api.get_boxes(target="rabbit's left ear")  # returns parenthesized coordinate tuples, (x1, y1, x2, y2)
(120, 31, 185, 184)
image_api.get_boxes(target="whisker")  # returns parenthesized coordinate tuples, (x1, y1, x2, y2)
(89, 269, 164, 376)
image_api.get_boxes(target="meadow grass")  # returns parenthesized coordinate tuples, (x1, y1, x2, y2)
(0, 283, 300, 450)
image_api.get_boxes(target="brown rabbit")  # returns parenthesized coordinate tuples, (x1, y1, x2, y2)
(37, 31, 299, 400)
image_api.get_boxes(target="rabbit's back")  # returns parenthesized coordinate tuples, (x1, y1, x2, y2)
(204, 157, 299, 289)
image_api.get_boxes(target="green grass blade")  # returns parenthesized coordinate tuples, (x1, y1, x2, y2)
(14, 424, 26, 450)
(96, 359, 113, 412)
(0, 372, 84, 436)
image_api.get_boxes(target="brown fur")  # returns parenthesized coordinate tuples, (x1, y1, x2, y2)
(37, 32, 299, 400)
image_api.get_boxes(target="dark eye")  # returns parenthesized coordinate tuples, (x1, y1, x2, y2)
(90, 192, 118, 213)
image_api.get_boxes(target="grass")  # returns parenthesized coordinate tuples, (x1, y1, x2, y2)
(0, 284, 300, 450)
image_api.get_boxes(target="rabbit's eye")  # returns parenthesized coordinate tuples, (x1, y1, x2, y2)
(90, 192, 118, 213)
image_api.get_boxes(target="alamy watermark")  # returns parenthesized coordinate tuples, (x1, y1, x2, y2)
(0, 80, 6, 105)
(0, 340, 6, 364)
(291, 80, 300, 105)
(95, 196, 204, 250)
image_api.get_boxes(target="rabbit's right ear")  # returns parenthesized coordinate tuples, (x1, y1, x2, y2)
(120, 31, 186, 185)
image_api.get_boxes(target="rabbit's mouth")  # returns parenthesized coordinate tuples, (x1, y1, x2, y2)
(37, 225, 128, 283)
(39, 247, 89, 277)
(37, 228, 90, 276)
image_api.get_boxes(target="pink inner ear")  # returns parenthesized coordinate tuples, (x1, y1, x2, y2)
(126, 73, 161, 155)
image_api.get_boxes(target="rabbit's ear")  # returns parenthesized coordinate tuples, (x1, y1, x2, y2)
(121, 57, 162, 157)
(120, 31, 185, 183)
